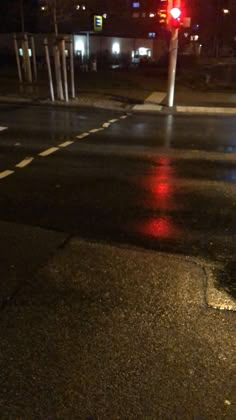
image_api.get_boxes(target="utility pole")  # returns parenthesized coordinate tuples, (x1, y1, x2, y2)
(166, 0, 182, 108)
(167, 27, 179, 108)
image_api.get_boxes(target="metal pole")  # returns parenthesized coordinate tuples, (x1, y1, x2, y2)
(13, 34, 23, 83)
(44, 38, 55, 102)
(69, 36, 75, 99)
(167, 28, 179, 108)
(61, 38, 69, 102)
(30, 36, 37, 81)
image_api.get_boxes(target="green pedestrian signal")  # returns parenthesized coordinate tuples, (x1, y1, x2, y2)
(93, 15, 103, 32)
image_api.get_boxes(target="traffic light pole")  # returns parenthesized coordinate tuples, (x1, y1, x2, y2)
(167, 27, 179, 108)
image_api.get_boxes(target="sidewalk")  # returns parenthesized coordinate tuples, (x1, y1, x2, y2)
(1, 69, 236, 114)
(134, 88, 236, 115)
(0, 237, 235, 417)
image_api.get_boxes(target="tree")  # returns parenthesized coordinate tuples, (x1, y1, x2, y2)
(40, 0, 79, 35)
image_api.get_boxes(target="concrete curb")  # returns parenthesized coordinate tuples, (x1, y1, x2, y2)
(176, 105, 236, 115)
(1, 95, 236, 116)
(0, 95, 132, 112)
(132, 103, 236, 116)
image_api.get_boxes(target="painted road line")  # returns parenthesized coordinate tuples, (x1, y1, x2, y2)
(120, 115, 128, 119)
(59, 141, 74, 148)
(38, 147, 59, 157)
(15, 157, 34, 168)
(0, 126, 8, 131)
(0, 170, 14, 179)
(108, 119, 119, 123)
(103, 122, 110, 128)
(76, 133, 90, 139)
(89, 128, 104, 133)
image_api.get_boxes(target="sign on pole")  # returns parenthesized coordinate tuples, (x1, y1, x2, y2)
(93, 15, 103, 32)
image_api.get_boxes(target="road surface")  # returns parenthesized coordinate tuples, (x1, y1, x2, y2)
(0, 103, 235, 418)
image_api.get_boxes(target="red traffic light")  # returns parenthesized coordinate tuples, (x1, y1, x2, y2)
(170, 7, 181, 19)
(169, 7, 182, 28)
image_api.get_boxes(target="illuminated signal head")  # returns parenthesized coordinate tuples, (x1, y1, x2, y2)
(170, 7, 181, 19)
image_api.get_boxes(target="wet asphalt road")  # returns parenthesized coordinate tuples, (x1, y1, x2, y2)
(0, 103, 235, 299)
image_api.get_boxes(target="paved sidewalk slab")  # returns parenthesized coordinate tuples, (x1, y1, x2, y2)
(133, 103, 163, 112)
(145, 91, 166, 104)
(0, 239, 234, 418)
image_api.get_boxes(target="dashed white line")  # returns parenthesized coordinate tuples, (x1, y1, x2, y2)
(76, 133, 90, 139)
(108, 119, 118, 123)
(38, 147, 59, 157)
(59, 140, 74, 148)
(15, 157, 34, 168)
(0, 126, 8, 131)
(120, 115, 128, 119)
(89, 128, 104, 133)
(0, 170, 14, 179)
(103, 122, 110, 128)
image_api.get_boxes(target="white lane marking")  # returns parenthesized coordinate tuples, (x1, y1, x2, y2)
(103, 122, 110, 128)
(89, 128, 104, 133)
(59, 140, 74, 148)
(0, 126, 8, 131)
(15, 157, 34, 168)
(76, 133, 90, 139)
(108, 119, 118, 123)
(0, 170, 14, 179)
(38, 147, 59, 157)
(120, 115, 128, 119)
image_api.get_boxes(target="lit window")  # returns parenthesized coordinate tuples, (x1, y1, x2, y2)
(82, 5, 86, 10)
(191, 35, 199, 41)
(139, 47, 147, 56)
(76, 4, 80, 10)
(132, 2, 140, 8)
(112, 42, 120, 54)
(103, 13, 107, 19)
(19, 48, 32, 57)
(149, 13, 155, 18)
(75, 40, 85, 56)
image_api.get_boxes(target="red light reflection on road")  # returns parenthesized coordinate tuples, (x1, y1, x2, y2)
(135, 216, 180, 239)
(131, 158, 182, 239)
(141, 157, 180, 211)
